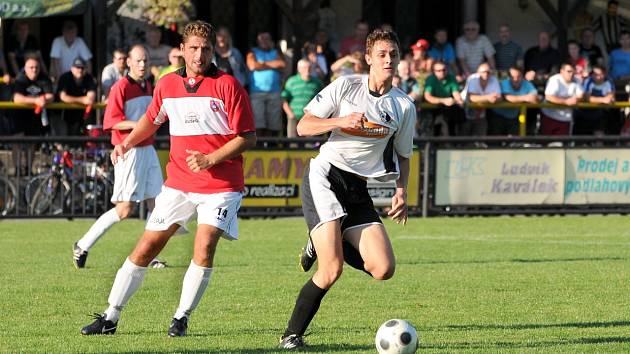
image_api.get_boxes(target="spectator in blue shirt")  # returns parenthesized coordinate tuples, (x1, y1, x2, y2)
(428, 28, 458, 78)
(574, 65, 615, 136)
(609, 30, 630, 80)
(492, 66, 538, 135)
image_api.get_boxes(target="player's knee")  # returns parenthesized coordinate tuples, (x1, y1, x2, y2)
(368, 262, 395, 281)
(317, 263, 343, 287)
(115, 204, 134, 219)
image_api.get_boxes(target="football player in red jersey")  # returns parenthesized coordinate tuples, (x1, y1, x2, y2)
(80, 21, 256, 337)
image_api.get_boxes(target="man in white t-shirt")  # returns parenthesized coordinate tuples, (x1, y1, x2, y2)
(49, 20, 93, 82)
(459, 62, 501, 136)
(456, 21, 496, 78)
(101, 49, 127, 101)
(278, 29, 416, 349)
(541, 63, 584, 135)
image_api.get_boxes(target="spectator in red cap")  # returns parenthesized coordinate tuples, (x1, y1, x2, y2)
(408, 38, 433, 92)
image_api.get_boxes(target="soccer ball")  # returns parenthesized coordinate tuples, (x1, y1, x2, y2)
(375, 319, 419, 354)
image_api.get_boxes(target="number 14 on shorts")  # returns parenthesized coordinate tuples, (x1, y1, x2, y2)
(216, 207, 229, 221)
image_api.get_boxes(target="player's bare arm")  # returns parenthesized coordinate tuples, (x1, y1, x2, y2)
(296, 111, 366, 136)
(111, 120, 137, 131)
(186, 131, 257, 172)
(111, 114, 158, 164)
(388, 154, 409, 225)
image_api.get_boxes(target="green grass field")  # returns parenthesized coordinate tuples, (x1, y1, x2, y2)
(1, 215, 630, 353)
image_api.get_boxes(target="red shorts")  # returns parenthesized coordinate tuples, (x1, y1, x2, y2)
(540, 113, 571, 136)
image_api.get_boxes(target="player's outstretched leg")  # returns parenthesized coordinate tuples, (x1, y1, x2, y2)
(168, 260, 213, 337)
(73, 208, 122, 268)
(168, 224, 220, 337)
(280, 221, 342, 349)
(299, 236, 317, 272)
(80, 227, 175, 335)
(81, 258, 147, 335)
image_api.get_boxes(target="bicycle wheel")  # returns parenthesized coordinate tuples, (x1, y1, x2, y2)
(24, 173, 52, 205)
(0, 176, 17, 216)
(29, 175, 65, 215)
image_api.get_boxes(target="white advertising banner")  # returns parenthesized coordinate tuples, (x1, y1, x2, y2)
(565, 149, 630, 204)
(436, 149, 565, 205)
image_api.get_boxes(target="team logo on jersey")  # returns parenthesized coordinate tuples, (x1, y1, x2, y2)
(184, 112, 200, 124)
(315, 94, 322, 102)
(210, 101, 220, 112)
(379, 111, 392, 123)
(340, 120, 390, 138)
(188, 78, 196, 86)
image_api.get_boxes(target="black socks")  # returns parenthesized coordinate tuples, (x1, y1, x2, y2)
(284, 278, 328, 337)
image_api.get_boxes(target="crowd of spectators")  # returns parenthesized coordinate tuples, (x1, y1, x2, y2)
(1, 0, 630, 144)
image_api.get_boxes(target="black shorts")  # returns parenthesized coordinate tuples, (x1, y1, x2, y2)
(301, 158, 382, 236)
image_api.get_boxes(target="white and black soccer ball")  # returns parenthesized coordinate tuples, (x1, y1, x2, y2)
(375, 319, 419, 354)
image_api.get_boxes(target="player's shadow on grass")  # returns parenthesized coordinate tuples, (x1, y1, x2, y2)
(403, 256, 626, 265)
(441, 320, 630, 331)
(422, 336, 630, 350)
(111, 343, 374, 353)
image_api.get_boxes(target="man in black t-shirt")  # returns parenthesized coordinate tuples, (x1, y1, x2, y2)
(56, 57, 96, 136)
(13, 55, 54, 136)
(11, 54, 53, 175)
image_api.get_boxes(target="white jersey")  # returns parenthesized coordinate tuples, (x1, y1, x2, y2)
(304, 75, 416, 182)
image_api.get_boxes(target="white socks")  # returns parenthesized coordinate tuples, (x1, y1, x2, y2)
(104, 258, 147, 322)
(102, 259, 212, 323)
(173, 260, 213, 320)
(77, 208, 121, 251)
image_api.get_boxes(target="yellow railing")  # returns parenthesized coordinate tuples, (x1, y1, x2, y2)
(417, 101, 630, 136)
(0, 102, 107, 109)
(0, 101, 627, 137)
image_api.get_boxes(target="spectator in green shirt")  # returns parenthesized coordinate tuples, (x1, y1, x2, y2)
(282, 59, 323, 138)
(422, 61, 463, 136)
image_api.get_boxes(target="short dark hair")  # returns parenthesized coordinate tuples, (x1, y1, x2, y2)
(434, 27, 448, 34)
(620, 30, 630, 37)
(608, 0, 619, 6)
(62, 20, 77, 31)
(112, 48, 126, 57)
(182, 21, 216, 47)
(560, 62, 574, 71)
(432, 60, 447, 69)
(592, 64, 607, 72)
(365, 29, 400, 55)
(23, 51, 39, 63)
(508, 66, 522, 73)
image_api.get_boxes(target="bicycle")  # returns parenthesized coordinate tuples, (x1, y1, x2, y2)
(29, 145, 75, 215)
(0, 174, 17, 216)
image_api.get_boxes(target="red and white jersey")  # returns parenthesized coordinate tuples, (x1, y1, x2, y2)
(146, 65, 255, 193)
(103, 76, 154, 146)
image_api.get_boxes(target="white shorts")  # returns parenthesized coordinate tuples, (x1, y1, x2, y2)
(145, 186, 243, 240)
(111, 145, 163, 203)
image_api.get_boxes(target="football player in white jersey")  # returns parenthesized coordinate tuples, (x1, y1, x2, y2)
(278, 29, 416, 349)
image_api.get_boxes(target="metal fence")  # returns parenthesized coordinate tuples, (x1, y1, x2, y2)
(2, 135, 630, 219)
(1, 101, 630, 218)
